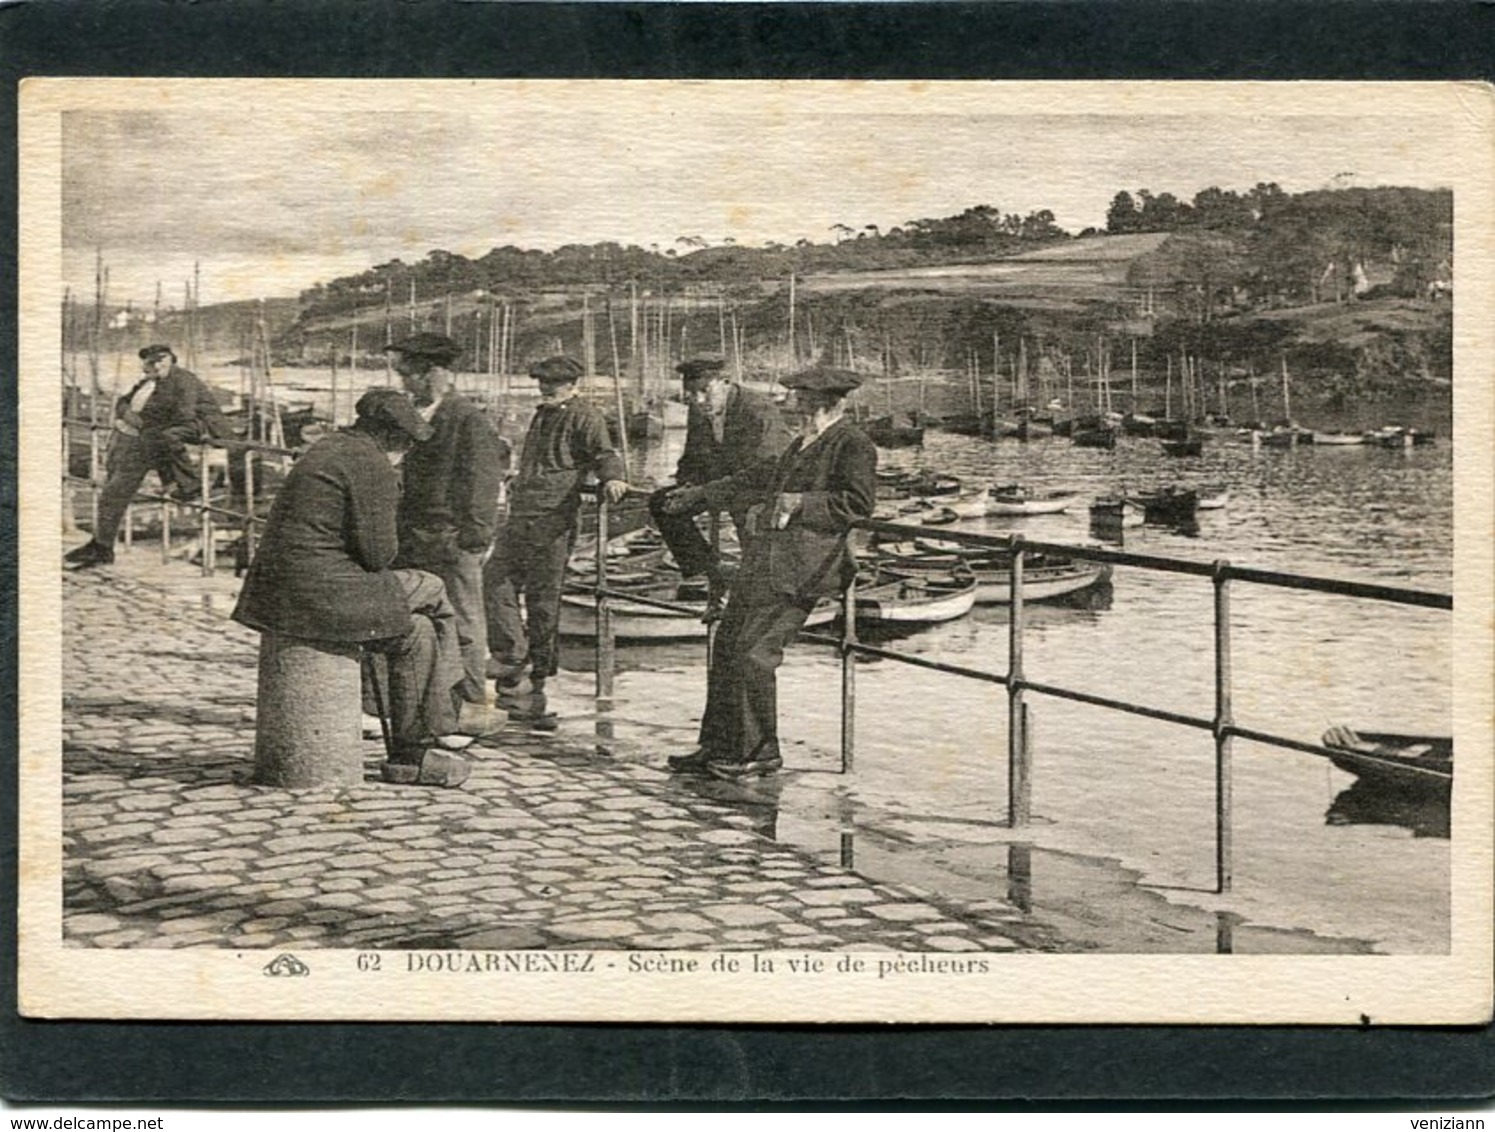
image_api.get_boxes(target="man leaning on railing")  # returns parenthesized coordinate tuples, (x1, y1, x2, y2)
(64, 342, 230, 571)
(663, 365, 877, 781)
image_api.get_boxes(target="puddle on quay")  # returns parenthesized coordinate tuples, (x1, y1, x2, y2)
(646, 754, 1374, 955)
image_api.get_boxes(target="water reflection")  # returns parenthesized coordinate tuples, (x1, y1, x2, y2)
(1327, 778, 1450, 839)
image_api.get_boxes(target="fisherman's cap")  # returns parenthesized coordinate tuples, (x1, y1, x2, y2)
(355, 388, 434, 442)
(138, 343, 175, 361)
(676, 355, 727, 382)
(781, 366, 863, 395)
(529, 355, 585, 383)
(384, 332, 461, 367)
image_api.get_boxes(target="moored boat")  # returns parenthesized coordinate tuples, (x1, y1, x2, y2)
(985, 484, 1078, 516)
(1321, 726, 1452, 797)
(1160, 437, 1204, 458)
(1089, 497, 1144, 527)
(1195, 484, 1230, 510)
(864, 413, 926, 448)
(874, 542, 1112, 606)
(1311, 431, 1366, 446)
(1128, 486, 1198, 525)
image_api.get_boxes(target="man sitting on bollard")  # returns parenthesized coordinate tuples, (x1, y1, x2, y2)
(384, 332, 510, 708)
(649, 354, 791, 620)
(663, 366, 877, 780)
(65, 343, 228, 570)
(483, 355, 629, 729)
(231, 389, 472, 788)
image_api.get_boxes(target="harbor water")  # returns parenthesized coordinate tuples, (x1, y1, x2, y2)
(584, 429, 1453, 955)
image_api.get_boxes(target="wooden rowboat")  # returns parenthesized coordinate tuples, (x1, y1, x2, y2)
(985, 485, 1078, 516)
(1321, 727, 1452, 797)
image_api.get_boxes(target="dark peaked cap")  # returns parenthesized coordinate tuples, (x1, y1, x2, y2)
(676, 355, 726, 380)
(138, 343, 175, 360)
(355, 388, 434, 442)
(385, 332, 462, 366)
(529, 356, 585, 382)
(781, 366, 863, 394)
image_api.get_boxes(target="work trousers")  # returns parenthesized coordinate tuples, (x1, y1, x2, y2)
(397, 528, 488, 703)
(93, 427, 201, 547)
(482, 510, 575, 683)
(648, 488, 720, 578)
(363, 568, 464, 760)
(697, 592, 815, 765)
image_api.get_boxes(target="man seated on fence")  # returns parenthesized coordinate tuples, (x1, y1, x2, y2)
(662, 366, 877, 780)
(231, 388, 472, 788)
(483, 355, 629, 730)
(65, 343, 229, 571)
(648, 354, 791, 620)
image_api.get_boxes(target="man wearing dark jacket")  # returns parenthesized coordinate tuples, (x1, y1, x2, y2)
(65, 343, 228, 570)
(663, 367, 877, 780)
(385, 332, 510, 705)
(649, 355, 791, 611)
(484, 356, 629, 727)
(232, 389, 471, 788)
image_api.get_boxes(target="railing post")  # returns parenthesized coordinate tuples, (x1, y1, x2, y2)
(87, 426, 100, 538)
(840, 572, 858, 773)
(242, 446, 257, 570)
(1007, 536, 1030, 827)
(198, 445, 214, 577)
(1213, 560, 1234, 894)
(594, 496, 614, 710)
(160, 497, 171, 564)
(123, 502, 134, 550)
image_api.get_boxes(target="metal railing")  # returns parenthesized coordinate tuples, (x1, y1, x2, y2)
(585, 499, 1453, 895)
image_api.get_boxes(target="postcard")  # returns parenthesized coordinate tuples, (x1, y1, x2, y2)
(18, 78, 1493, 1023)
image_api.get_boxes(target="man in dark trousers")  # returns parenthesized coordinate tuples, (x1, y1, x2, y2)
(232, 389, 471, 788)
(64, 343, 228, 570)
(385, 332, 510, 707)
(663, 366, 877, 780)
(649, 355, 791, 616)
(484, 355, 629, 727)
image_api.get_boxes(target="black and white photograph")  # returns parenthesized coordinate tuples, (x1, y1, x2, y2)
(17, 79, 1492, 1024)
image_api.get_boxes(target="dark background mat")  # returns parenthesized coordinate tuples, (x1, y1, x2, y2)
(2, 0, 1492, 1105)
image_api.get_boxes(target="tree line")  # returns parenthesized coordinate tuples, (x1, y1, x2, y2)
(294, 184, 1451, 327)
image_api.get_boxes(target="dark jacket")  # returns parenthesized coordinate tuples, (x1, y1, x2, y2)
(510, 396, 626, 518)
(730, 418, 878, 601)
(231, 429, 410, 643)
(398, 392, 511, 553)
(676, 386, 791, 490)
(136, 365, 229, 440)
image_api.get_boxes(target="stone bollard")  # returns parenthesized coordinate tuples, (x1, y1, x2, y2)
(252, 632, 364, 787)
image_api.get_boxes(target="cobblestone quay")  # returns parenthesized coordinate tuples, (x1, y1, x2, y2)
(61, 556, 1033, 953)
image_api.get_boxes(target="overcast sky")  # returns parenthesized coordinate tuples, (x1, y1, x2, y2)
(57, 83, 1459, 306)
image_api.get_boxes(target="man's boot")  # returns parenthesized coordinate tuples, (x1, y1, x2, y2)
(507, 679, 558, 732)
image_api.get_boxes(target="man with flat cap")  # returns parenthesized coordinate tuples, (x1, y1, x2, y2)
(483, 355, 629, 727)
(664, 366, 877, 780)
(384, 332, 510, 707)
(65, 343, 228, 570)
(232, 388, 472, 787)
(649, 355, 791, 618)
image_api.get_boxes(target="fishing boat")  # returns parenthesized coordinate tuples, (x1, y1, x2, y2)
(1150, 418, 1191, 442)
(946, 492, 993, 520)
(1128, 486, 1198, 525)
(1070, 418, 1118, 448)
(561, 574, 837, 642)
(874, 542, 1112, 606)
(1121, 412, 1158, 437)
(985, 485, 1078, 516)
(872, 499, 959, 526)
(1257, 425, 1315, 448)
(840, 568, 978, 627)
(1160, 437, 1204, 458)
(1089, 497, 1144, 527)
(1321, 726, 1452, 798)
(1311, 431, 1366, 446)
(864, 413, 925, 449)
(1195, 484, 1230, 510)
